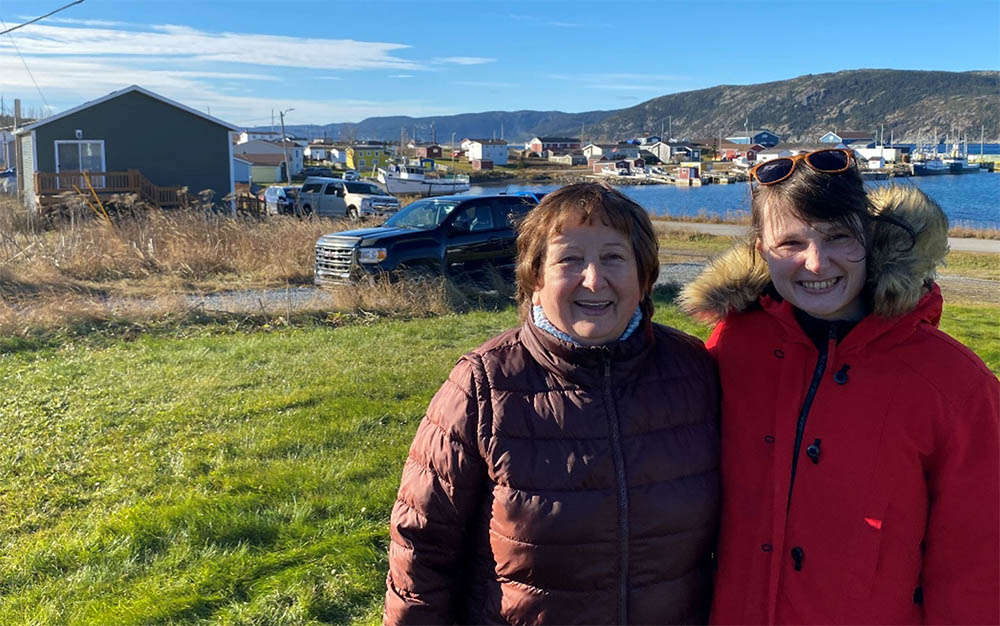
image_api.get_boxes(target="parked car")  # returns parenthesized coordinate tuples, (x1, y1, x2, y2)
(296, 176, 399, 220)
(342, 169, 360, 181)
(302, 166, 334, 178)
(262, 185, 299, 215)
(313, 194, 537, 285)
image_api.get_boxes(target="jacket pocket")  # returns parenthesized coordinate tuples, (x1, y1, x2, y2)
(849, 497, 889, 599)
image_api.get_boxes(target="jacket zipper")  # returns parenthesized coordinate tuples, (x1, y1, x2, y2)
(786, 326, 836, 510)
(604, 356, 629, 624)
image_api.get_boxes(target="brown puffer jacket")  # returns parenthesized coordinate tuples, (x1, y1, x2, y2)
(385, 316, 720, 625)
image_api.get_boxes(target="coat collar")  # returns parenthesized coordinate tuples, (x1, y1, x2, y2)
(756, 283, 944, 355)
(679, 185, 950, 324)
(520, 313, 654, 388)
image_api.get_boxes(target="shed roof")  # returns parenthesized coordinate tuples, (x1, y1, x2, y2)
(239, 153, 287, 166)
(15, 85, 239, 135)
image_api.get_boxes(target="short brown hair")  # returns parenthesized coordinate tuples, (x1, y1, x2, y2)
(514, 182, 659, 321)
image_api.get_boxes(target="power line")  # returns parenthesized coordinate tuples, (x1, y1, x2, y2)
(0, 0, 84, 36)
(0, 1, 86, 113)
(0, 12, 48, 109)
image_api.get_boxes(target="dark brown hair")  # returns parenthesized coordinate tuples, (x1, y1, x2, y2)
(751, 158, 872, 248)
(514, 182, 659, 321)
(750, 158, 915, 262)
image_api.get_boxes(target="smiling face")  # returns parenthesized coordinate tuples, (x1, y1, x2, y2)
(532, 221, 641, 346)
(757, 199, 868, 321)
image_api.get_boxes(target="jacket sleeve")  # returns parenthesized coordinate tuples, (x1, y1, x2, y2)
(921, 373, 1000, 624)
(384, 356, 488, 626)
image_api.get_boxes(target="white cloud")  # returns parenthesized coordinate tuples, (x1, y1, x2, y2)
(456, 81, 518, 88)
(0, 23, 423, 71)
(433, 56, 495, 65)
(0, 22, 475, 124)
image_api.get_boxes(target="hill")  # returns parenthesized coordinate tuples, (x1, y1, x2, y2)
(586, 69, 999, 144)
(274, 69, 999, 144)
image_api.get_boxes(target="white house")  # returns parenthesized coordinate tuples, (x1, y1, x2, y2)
(305, 143, 336, 161)
(0, 128, 14, 170)
(468, 139, 508, 165)
(233, 139, 303, 176)
(238, 130, 282, 144)
(855, 147, 901, 163)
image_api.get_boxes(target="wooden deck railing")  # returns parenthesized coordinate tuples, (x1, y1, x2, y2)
(34, 170, 186, 209)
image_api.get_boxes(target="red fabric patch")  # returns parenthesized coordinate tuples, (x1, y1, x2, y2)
(864, 517, 883, 530)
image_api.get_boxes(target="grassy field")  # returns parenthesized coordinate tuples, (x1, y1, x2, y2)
(1, 295, 997, 625)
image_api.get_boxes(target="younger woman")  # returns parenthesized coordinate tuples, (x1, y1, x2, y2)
(681, 149, 999, 624)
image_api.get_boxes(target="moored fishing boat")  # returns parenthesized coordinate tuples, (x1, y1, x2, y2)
(912, 158, 950, 176)
(377, 164, 470, 196)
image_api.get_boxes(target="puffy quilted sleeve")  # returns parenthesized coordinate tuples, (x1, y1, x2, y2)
(921, 372, 1000, 624)
(384, 356, 488, 625)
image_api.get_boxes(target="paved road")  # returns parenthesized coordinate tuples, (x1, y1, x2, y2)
(656, 221, 1000, 253)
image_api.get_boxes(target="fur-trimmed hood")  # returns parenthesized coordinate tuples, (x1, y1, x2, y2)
(679, 185, 949, 324)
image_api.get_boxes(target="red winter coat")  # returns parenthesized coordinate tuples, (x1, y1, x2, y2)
(680, 186, 1000, 625)
(384, 317, 720, 625)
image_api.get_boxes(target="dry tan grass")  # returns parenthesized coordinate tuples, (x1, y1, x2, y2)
(0, 194, 508, 335)
(0, 194, 347, 290)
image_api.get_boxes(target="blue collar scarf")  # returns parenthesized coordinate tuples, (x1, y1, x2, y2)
(532, 304, 643, 347)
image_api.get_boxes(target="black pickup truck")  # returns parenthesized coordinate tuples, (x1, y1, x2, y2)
(314, 194, 537, 285)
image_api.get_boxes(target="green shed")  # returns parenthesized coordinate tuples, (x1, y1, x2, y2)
(15, 85, 239, 212)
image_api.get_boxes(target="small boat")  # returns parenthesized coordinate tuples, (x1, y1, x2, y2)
(377, 164, 470, 196)
(912, 158, 950, 176)
(943, 155, 980, 174)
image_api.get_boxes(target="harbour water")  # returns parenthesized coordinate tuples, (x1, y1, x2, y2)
(472, 171, 1000, 229)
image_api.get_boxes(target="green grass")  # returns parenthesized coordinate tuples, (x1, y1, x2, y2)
(0, 300, 994, 624)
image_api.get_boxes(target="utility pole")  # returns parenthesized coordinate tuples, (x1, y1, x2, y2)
(668, 115, 672, 142)
(279, 108, 294, 185)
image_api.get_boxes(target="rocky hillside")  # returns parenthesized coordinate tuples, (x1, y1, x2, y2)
(279, 69, 998, 144)
(584, 69, 999, 144)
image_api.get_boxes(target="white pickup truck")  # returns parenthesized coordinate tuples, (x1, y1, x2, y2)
(296, 176, 400, 220)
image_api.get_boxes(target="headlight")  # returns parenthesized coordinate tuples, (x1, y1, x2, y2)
(357, 248, 387, 264)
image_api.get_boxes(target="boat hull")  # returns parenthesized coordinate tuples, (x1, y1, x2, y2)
(377, 168, 470, 196)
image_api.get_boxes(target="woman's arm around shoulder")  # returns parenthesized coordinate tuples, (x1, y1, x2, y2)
(384, 354, 489, 626)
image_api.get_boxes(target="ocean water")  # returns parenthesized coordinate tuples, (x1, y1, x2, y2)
(472, 172, 1000, 229)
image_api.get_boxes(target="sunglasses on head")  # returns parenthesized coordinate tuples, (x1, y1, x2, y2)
(749, 148, 854, 186)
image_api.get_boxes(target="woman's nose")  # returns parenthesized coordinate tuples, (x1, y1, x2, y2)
(803, 242, 827, 273)
(581, 262, 606, 290)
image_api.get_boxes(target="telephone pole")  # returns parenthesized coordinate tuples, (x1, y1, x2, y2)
(279, 108, 294, 185)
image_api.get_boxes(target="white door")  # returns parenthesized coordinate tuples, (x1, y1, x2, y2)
(55, 140, 106, 189)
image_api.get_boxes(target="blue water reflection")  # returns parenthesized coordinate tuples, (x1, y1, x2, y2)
(472, 172, 1000, 229)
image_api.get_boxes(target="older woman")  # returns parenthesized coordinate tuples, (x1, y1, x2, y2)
(384, 182, 720, 625)
(681, 150, 999, 624)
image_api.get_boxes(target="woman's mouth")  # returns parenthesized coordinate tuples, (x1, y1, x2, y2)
(575, 300, 612, 313)
(799, 277, 840, 290)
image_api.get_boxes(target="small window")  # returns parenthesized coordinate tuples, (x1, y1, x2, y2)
(494, 198, 533, 227)
(301, 183, 323, 193)
(324, 183, 342, 195)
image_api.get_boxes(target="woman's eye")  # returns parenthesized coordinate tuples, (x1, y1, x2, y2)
(603, 253, 625, 262)
(558, 256, 582, 264)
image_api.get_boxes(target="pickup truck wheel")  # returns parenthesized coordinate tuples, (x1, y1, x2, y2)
(347, 206, 359, 221)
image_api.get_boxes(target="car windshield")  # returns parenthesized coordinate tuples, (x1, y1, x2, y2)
(384, 199, 461, 230)
(345, 182, 384, 195)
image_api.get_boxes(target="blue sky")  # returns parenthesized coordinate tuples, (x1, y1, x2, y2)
(1, 0, 998, 128)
